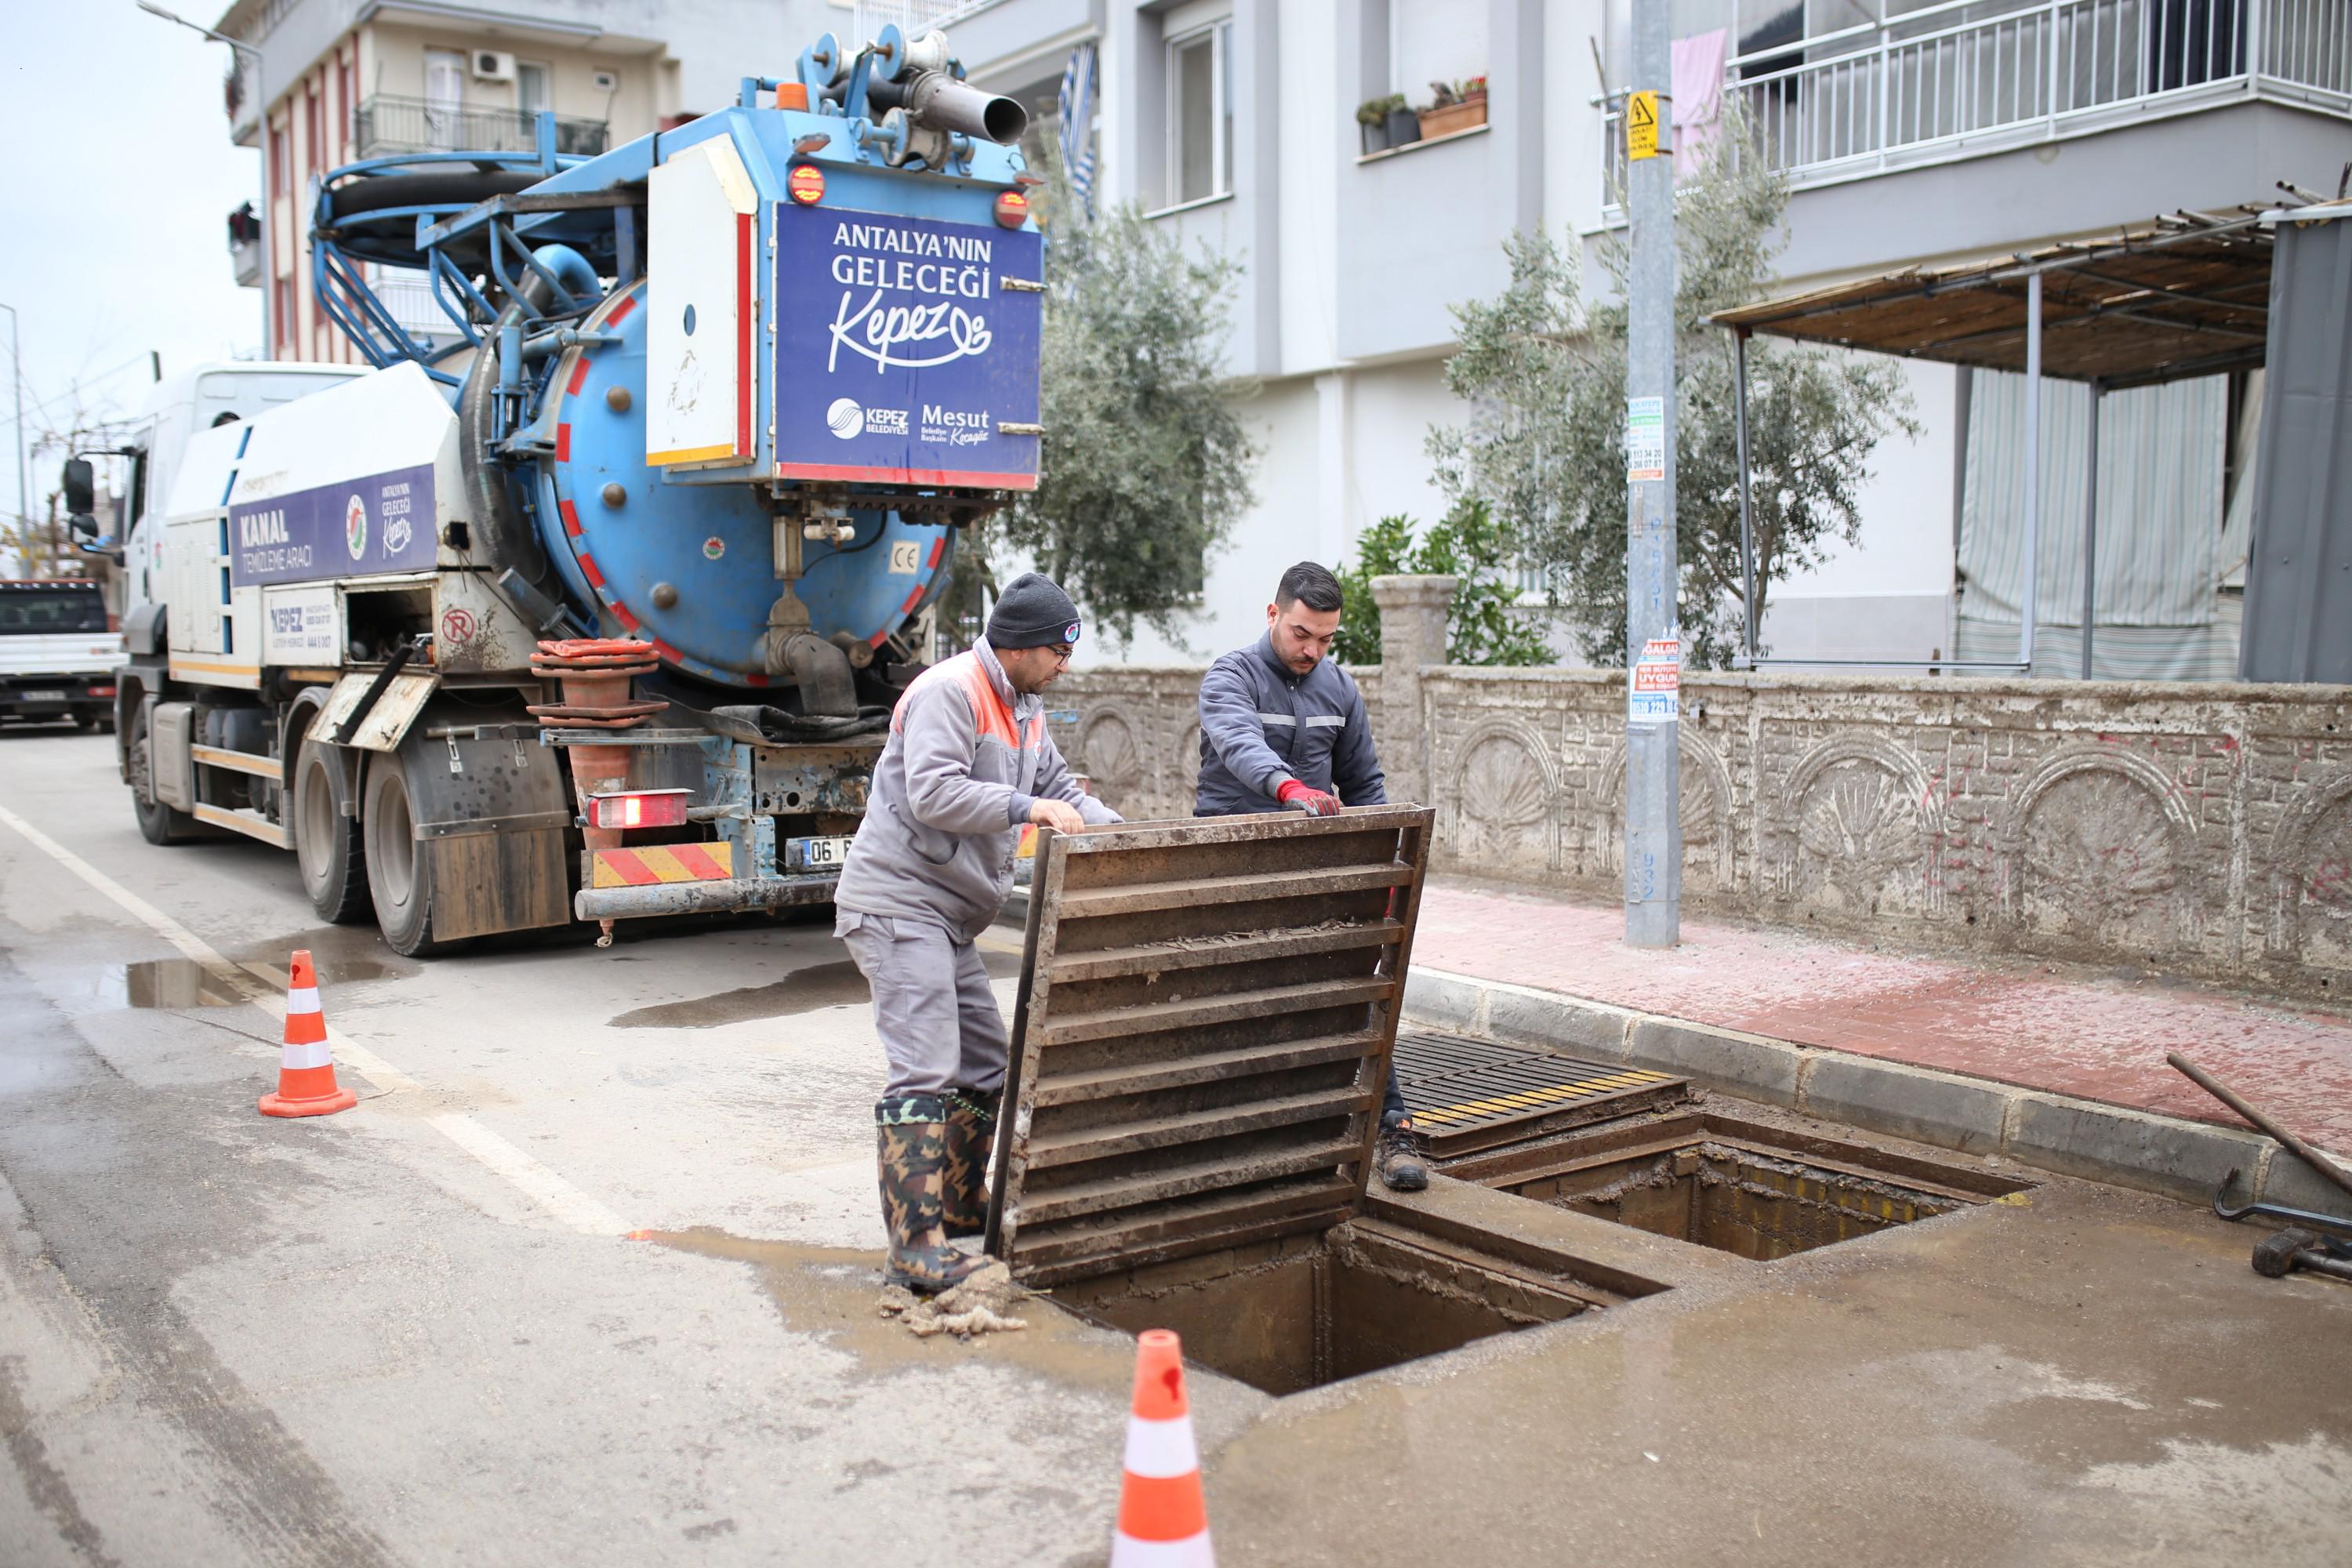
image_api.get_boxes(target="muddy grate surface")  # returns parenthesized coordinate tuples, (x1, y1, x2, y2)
(1392, 1030, 1690, 1157)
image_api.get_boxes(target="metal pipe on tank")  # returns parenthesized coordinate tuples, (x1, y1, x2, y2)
(900, 72, 1028, 145)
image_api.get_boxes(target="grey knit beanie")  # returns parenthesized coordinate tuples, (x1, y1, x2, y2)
(985, 572, 1082, 650)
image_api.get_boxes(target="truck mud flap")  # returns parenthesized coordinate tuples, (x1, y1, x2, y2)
(397, 717, 575, 940)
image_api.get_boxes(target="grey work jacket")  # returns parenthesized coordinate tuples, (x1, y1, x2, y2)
(834, 641, 1120, 941)
(1194, 633, 1387, 815)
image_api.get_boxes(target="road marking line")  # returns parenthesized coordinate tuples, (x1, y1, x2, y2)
(0, 799, 630, 1238)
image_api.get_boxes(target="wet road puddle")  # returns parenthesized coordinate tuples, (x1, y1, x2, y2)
(637, 1226, 1134, 1388)
(609, 950, 1018, 1029)
(101, 932, 415, 1009)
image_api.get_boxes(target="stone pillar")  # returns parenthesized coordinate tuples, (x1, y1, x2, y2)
(1369, 574, 1457, 808)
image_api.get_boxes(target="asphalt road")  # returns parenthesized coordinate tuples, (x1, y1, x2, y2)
(5, 725, 2351, 1568)
(0, 728, 1185, 1568)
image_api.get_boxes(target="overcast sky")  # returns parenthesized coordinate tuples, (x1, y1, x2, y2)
(0, 0, 263, 525)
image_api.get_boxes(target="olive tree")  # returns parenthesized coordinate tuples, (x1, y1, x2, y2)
(995, 172, 1258, 648)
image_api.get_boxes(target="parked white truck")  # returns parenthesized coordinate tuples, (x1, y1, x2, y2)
(0, 578, 123, 730)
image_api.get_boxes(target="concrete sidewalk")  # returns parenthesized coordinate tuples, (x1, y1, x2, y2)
(1407, 878, 2352, 1206)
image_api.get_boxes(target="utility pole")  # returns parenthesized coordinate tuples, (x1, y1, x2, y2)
(0, 303, 24, 562)
(1621, 0, 1680, 949)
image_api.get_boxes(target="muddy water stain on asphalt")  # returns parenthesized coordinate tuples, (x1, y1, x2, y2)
(610, 950, 1018, 1029)
(639, 1226, 1134, 1389)
(107, 933, 416, 1009)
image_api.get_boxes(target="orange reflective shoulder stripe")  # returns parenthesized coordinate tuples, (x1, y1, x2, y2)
(956, 656, 1021, 748)
(891, 652, 1021, 750)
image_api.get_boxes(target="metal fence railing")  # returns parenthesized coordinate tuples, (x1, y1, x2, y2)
(352, 95, 608, 158)
(1601, 0, 2349, 206)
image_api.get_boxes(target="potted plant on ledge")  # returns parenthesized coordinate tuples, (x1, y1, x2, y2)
(1356, 93, 1406, 154)
(1418, 77, 1488, 138)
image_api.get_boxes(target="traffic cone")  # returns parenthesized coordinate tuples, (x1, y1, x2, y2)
(1111, 1329, 1214, 1566)
(258, 950, 357, 1118)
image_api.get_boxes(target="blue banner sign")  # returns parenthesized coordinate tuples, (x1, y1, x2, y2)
(773, 207, 1042, 489)
(229, 465, 436, 587)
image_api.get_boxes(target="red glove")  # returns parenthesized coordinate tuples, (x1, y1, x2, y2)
(1277, 779, 1341, 817)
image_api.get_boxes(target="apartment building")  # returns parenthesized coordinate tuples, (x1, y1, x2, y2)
(938, 0, 2349, 669)
(215, 0, 844, 362)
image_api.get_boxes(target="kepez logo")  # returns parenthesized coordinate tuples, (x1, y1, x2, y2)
(344, 495, 368, 560)
(824, 218, 999, 375)
(826, 397, 865, 439)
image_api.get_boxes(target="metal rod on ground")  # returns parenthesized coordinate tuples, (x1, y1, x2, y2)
(2082, 379, 2100, 679)
(2021, 270, 2042, 673)
(1735, 325, 1756, 664)
(2168, 1052, 2352, 1205)
(1622, 0, 1679, 949)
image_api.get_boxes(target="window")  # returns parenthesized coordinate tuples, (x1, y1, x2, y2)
(517, 61, 552, 120)
(1167, 18, 1232, 205)
(424, 47, 465, 148)
(338, 53, 353, 156)
(305, 83, 322, 176)
(267, 118, 286, 201)
(274, 277, 293, 357)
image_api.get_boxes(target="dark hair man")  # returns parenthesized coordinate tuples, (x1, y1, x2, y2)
(835, 572, 1123, 1291)
(1193, 561, 1428, 1192)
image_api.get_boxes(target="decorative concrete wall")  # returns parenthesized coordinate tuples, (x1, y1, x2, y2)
(1050, 583, 2352, 998)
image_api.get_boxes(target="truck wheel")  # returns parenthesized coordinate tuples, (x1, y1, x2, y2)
(293, 738, 371, 924)
(127, 706, 198, 846)
(362, 753, 463, 957)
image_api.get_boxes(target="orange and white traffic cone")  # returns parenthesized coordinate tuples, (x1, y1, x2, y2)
(258, 950, 357, 1118)
(1111, 1329, 1214, 1566)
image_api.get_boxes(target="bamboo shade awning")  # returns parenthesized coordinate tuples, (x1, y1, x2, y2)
(1711, 204, 2292, 391)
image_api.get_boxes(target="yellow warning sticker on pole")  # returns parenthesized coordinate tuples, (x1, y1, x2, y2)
(1626, 91, 1660, 160)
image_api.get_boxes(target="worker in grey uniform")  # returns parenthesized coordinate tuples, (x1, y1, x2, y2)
(1195, 561, 1428, 1192)
(834, 572, 1122, 1292)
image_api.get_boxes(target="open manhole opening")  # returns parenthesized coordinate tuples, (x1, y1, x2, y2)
(1049, 1216, 1637, 1396)
(1438, 1110, 2034, 1261)
(989, 811, 1679, 1394)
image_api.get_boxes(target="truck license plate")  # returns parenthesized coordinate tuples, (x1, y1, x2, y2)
(789, 834, 855, 872)
(20, 690, 65, 702)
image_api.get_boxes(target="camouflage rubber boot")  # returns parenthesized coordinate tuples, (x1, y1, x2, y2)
(1376, 1112, 1429, 1192)
(876, 1095, 989, 1294)
(941, 1087, 1000, 1240)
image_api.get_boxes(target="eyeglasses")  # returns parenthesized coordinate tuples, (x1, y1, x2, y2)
(1047, 643, 1076, 664)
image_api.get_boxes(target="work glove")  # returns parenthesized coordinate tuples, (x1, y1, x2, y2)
(1276, 779, 1341, 817)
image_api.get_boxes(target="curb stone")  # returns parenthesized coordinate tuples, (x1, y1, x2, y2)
(1404, 965, 2350, 1207)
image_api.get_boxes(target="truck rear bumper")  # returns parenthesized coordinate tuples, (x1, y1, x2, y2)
(573, 874, 839, 922)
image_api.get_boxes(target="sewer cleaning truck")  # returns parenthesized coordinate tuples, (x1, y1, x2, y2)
(82, 25, 1042, 956)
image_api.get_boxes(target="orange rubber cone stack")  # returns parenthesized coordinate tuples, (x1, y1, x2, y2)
(1110, 1329, 1214, 1566)
(258, 950, 357, 1118)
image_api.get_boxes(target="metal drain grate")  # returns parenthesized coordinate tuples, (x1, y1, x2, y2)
(1392, 1029, 1690, 1158)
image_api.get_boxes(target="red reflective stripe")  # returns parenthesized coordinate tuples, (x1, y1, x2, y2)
(578, 553, 606, 588)
(925, 536, 945, 568)
(735, 211, 753, 456)
(565, 357, 590, 396)
(556, 423, 572, 462)
(746, 670, 770, 686)
(670, 844, 726, 880)
(652, 638, 683, 662)
(869, 629, 890, 648)
(274, 1065, 342, 1102)
(600, 850, 659, 886)
(898, 584, 924, 616)
(609, 599, 640, 630)
(608, 292, 637, 324)
(1116, 1473, 1207, 1541)
(558, 499, 583, 537)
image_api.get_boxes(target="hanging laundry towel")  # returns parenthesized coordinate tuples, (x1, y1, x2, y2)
(1671, 27, 1728, 174)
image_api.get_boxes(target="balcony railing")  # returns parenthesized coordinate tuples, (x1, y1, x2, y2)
(352, 94, 608, 159)
(1601, 0, 2349, 209)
